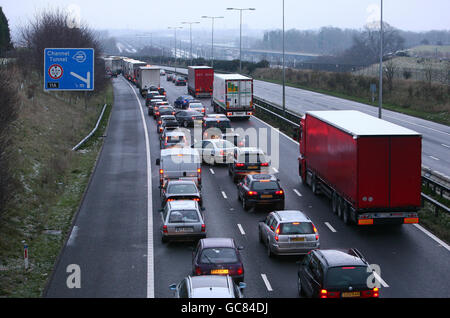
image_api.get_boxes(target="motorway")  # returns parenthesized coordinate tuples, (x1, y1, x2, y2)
(160, 66, 450, 179)
(45, 74, 450, 298)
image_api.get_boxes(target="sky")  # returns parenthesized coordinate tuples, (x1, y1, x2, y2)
(3, 0, 450, 37)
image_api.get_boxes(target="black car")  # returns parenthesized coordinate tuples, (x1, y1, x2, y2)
(161, 180, 202, 207)
(167, 74, 174, 81)
(149, 100, 169, 116)
(157, 115, 178, 133)
(202, 115, 232, 139)
(237, 174, 284, 211)
(174, 95, 195, 109)
(175, 110, 204, 128)
(297, 248, 380, 298)
(154, 105, 175, 120)
(192, 238, 244, 283)
(159, 120, 180, 135)
(175, 77, 187, 86)
(228, 147, 270, 182)
(146, 91, 162, 106)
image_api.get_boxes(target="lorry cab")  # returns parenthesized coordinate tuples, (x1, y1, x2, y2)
(156, 148, 202, 189)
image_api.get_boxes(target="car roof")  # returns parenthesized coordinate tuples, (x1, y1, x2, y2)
(248, 174, 277, 181)
(205, 116, 230, 122)
(161, 147, 200, 157)
(314, 249, 367, 268)
(168, 200, 198, 210)
(237, 147, 264, 154)
(167, 180, 198, 187)
(200, 238, 235, 248)
(273, 210, 310, 222)
(160, 115, 176, 119)
(189, 276, 234, 298)
(183, 110, 203, 115)
(165, 131, 185, 136)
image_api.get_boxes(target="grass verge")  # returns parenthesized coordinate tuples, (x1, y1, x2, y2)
(0, 74, 113, 297)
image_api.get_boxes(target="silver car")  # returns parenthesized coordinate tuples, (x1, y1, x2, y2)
(160, 200, 206, 243)
(169, 275, 246, 298)
(259, 210, 320, 257)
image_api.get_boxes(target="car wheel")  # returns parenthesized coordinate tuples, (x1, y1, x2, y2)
(242, 198, 249, 211)
(342, 202, 351, 225)
(332, 193, 338, 214)
(297, 277, 303, 296)
(258, 228, 263, 243)
(161, 235, 168, 243)
(237, 189, 241, 201)
(311, 176, 319, 195)
(267, 239, 274, 258)
(228, 164, 232, 176)
(183, 120, 189, 128)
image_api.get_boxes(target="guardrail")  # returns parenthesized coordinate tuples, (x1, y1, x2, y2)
(252, 96, 450, 215)
(72, 103, 108, 151)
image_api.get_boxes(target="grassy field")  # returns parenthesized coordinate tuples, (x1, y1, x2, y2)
(0, 70, 113, 297)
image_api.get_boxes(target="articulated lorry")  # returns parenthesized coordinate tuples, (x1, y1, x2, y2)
(188, 66, 214, 98)
(212, 74, 253, 119)
(137, 66, 160, 96)
(298, 110, 422, 225)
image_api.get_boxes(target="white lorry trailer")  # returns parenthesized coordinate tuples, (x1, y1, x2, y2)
(212, 74, 253, 119)
(137, 66, 161, 96)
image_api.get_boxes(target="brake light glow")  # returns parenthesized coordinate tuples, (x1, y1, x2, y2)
(275, 190, 284, 195)
(236, 163, 245, 167)
(193, 198, 200, 202)
(275, 225, 280, 241)
(197, 168, 201, 173)
(162, 225, 168, 233)
(261, 162, 269, 167)
(227, 112, 232, 116)
(159, 169, 164, 174)
(195, 267, 202, 275)
(247, 191, 257, 196)
(201, 224, 206, 232)
(236, 267, 243, 275)
(404, 217, 419, 224)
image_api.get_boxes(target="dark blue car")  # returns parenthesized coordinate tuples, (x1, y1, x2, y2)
(174, 95, 195, 109)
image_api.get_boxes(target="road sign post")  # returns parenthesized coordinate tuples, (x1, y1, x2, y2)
(44, 48, 94, 92)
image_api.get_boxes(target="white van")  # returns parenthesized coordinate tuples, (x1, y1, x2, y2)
(156, 147, 202, 188)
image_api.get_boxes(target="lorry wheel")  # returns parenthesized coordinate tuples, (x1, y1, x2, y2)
(332, 193, 338, 214)
(337, 198, 344, 219)
(342, 203, 351, 225)
(311, 176, 319, 195)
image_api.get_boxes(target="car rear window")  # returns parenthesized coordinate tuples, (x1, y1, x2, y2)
(167, 184, 198, 194)
(168, 210, 199, 223)
(279, 222, 314, 235)
(238, 153, 266, 164)
(189, 103, 203, 108)
(252, 181, 279, 191)
(205, 121, 231, 131)
(325, 266, 370, 288)
(200, 248, 238, 264)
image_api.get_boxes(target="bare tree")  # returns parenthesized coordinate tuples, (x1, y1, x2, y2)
(384, 59, 397, 91)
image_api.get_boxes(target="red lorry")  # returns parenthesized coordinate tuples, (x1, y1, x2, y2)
(188, 66, 214, 98)
(298, 110, 422, 225)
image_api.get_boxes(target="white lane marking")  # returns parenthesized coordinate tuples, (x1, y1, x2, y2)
(429, 156, 440, 161)
(373, 271, 389, 288)
(67, 226, 79, 246)
(261, 274, 273, 291)
(442, 144, 450, 148)
(324, 222, 337, 233)
(221, 191, 228, 199)
(293, 189, 302, 197)
(210, 168, 215, 175)
(237, 224, 246, 235)
(125, 79, 154, 298)
(413, 224, 450, 252)
(272, 167, 279, 173)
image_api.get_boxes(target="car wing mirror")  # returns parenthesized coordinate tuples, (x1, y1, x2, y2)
(237, 246, 244, 251)
(169, 284, 177, 291)
(238, 282, 247, 290)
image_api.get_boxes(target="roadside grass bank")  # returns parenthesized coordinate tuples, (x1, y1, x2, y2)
(0, 69, 113, 297)
(252, 68, 450, 127)
(252, 106, 450, 245)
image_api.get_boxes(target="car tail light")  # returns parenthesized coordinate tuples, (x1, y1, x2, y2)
(261, 162, 269, 167)
(220, 150, 224, 156)
(275, 225, 280, 241)
(159, 169, 164, 174)
(275, 190, 284, 195)
(156, 112, 160, 116)
(201, 224, 206, 232)
(166, 199, 175, 202)
(372, 287, 379, 298)
(313, 224, 319, 240)
(320, 289, 340, 298)
(162, 225, 168, 233)
(158, 120, 162, 125)
(247, 191, 257, 196)
(236, 267, 243, 275)
(197, 168, 201, 173)
(195, 266, 202, 275)
(227, 112, 232, 116)
(236, 163, 245, 167)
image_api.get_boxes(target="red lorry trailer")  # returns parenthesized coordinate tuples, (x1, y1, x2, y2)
(298, 110, 422, 225)
(188, 66, 214, 98)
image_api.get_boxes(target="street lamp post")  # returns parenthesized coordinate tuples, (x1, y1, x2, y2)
(378, 0, 384, 119)
(181, 21, 200, 66)
(168, 26, 183, 73)
(282, 0, 286, 117)
(226, 7, 255, 73)
(201, 16, 224, 68)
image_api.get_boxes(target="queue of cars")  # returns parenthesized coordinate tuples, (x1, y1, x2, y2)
(125, 69, 380, 299)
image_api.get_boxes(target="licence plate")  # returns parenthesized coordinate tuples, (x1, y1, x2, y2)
(290, 237, 305, 242)
(211, 269, 229, 275)
(341, 291, 360, 298)
(175, 227, 193, 233)
(248, 166, 258, 169)
(261, 194, 273, 199)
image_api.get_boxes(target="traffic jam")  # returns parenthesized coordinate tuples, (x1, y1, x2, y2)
(108, 56, 423, 298)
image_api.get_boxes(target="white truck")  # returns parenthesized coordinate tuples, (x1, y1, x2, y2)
(212, 74, 253, 119)
(137, 66, 161, 96)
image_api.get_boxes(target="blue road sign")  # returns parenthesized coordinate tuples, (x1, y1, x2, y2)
(44, 48, 94, 91)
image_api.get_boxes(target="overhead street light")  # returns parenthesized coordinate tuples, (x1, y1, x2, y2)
(226, 8, 256, 73)
(378, 0, 384, 119)
(201, 15, 224, 68)
(181, 21, 200, 66)
(168, 26, 183, 73)
(282, 0, 286, 117)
